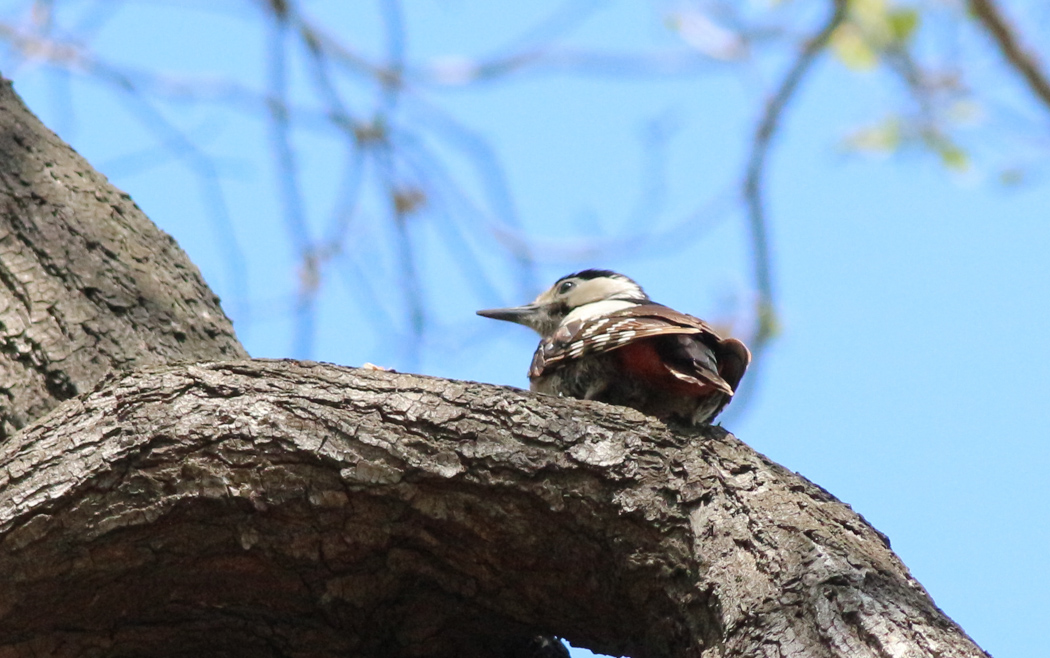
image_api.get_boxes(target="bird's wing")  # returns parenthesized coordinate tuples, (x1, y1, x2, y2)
(530, 304, 750, 394)
(529, 305, 699, 377)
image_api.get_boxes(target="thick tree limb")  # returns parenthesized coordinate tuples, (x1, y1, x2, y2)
(0, 77, 246, 439)
(0, 360, 989, 657)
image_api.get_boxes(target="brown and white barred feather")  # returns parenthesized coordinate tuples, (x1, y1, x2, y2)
(528, 304, 750, 425)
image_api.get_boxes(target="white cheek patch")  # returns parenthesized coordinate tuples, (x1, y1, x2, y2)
(564, 299, 637, 324)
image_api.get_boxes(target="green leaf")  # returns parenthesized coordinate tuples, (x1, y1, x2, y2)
(887, 8, 919, 44)
(844, 117, 902, 153)
(946, 99, 983, 124)
(934, 140, 971, 171)
(831, 23, 879, 70)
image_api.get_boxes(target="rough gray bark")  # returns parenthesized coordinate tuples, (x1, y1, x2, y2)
(0, 77, 246, 439)
(0, 360, 988, 658)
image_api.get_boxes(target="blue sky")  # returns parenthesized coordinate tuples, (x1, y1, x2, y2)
(2, 2, 1048, 656)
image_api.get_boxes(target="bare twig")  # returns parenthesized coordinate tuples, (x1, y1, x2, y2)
(378, 0, 405, 111)
(968, 0, 1050, 114)
(723, 0, 847, 423)
(397, 98, 538, 297)
(266, 7, 317, 358)
(742, 0, 847, 355)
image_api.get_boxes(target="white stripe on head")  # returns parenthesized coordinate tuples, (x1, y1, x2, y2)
(563, 299, 638, 324)
(564, 275, 646, 307)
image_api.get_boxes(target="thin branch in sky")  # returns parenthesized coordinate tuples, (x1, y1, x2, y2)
(335, 249, 404, 342)
(378, 0, 405, 113)
(479, 185, 737, 266)
(381, 167, 426, 369)
(969, 0, 1050, 115)
(266, 4, 317, 358)
(493, 0, 607, 56)
(324, 145, 367, 251)
(385, 132, 510, 307)
(377, 0, 425, 366)
(742, 0, 847, 356)
(728, 0, 847, 421)
(299, 14, 358, 127)
(400, 98, 538, 297)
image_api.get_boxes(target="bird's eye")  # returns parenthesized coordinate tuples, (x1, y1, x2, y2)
(557, 280, 575, 295)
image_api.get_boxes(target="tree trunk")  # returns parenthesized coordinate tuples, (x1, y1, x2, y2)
(0, 77, 245, 440)
(0, 76, 989, 657)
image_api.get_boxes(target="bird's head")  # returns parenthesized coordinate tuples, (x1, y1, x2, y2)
(477, 269, 650, 336)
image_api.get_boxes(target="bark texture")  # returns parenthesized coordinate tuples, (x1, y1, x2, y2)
(0, 77, 246, 439)
(0, 360, 989, 658)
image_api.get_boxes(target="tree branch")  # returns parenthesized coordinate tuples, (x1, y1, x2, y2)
(0, 360, 990, 657)
(968, 0, 1050, 113)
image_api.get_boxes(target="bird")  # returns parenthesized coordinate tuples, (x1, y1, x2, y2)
(477, 269, 751, 426)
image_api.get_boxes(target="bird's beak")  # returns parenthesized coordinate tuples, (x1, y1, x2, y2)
(476, 304, 541, 326)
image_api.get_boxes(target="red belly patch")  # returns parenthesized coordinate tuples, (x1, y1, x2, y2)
(615, 340, 714, 397)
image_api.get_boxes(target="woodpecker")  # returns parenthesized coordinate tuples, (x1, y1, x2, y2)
(477, 270, 751, 426)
